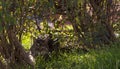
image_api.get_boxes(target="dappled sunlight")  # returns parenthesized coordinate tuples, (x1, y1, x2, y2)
(22, 33, 32, 50)
(0, 0, 120, 69)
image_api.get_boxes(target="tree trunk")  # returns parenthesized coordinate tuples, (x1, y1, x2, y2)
(0, 25, 35, 69)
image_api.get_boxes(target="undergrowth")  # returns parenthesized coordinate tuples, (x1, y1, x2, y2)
(21, 32, 120, 69)
(34, 42, 120, 69)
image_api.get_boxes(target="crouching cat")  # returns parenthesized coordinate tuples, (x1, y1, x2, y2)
(30, 34, 60, 60)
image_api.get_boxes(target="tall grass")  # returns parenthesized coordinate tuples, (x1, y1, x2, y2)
(21, 33, 120, 69)
(35, 43, 120, 69)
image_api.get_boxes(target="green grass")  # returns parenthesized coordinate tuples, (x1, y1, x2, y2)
(21, 32, 120, 69)
(35, 43, 120, 69)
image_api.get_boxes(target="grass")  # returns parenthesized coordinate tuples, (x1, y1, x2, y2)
(21, 31, 120, 69)
(21, 33, 120, 69)
(34, 43, 120, 69)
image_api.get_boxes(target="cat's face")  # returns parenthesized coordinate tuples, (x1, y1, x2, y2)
(30, 35, 49, 57)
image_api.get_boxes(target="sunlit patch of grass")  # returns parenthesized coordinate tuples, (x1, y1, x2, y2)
(22, 32, 32, 50)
